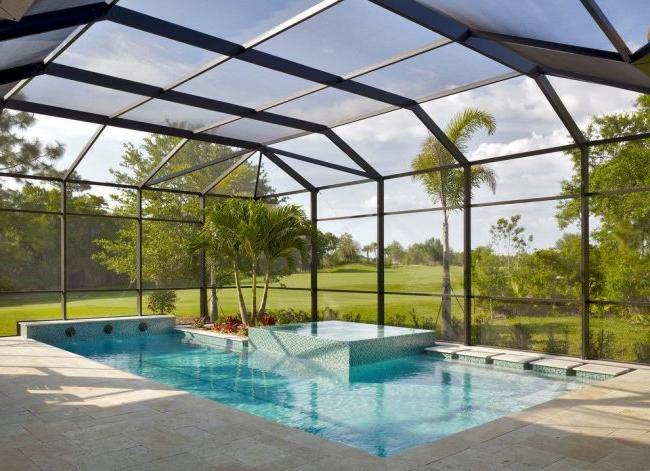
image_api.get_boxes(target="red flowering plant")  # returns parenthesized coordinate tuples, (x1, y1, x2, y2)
(258, 313, 277, 326)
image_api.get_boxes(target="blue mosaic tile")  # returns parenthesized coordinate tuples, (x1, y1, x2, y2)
(175, 329, 247, 352)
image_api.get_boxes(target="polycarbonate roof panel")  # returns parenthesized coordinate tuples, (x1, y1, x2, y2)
(274, 155, 360, 187)
(119, 0, 321, 45)
(210, 155, 259, 196)
(174, 59, 315, 110)
(207, 118, 302, 144)
(506, 43, 650, 90)
(119, 99, 234, 131)
(335, 108, 431, 175)
(54, 22, 217, 87)
(416, 0, 613, 50)
(27, 0, 106, 15)
(355, 43, 513, 101)
(0, 27, 74, 70)
(154, 159, 237, 193)
(73, 127, 178, 184)
(17, 75, 143, 116)
(271, 133, 363, 170)
(267, 87, 387, 126)
(256, 156, 305, 196)
(420, 75, 574, 160)
(8, 112, 100, 176)
(256, 0, 440, 76)
(548, 76, 649, 138)
(596, 0, 650, 52)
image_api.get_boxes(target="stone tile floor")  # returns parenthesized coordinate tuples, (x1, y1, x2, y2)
(1, 336, 649, 470)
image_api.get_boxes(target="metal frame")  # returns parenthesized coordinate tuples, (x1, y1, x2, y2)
(1, 0, 648, 364)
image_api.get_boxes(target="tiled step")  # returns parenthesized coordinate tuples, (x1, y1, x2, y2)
(457, 349, 500, 364)
(424, 346, 470, 359)
(492, 353, 545, 370)
(530, 358, 584, 376)
(573, 363, 631, 380)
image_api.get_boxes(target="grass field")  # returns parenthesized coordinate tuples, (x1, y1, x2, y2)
(1, 264, 647, 362)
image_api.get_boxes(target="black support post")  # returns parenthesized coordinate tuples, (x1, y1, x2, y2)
(463, 166, 472, 345)
(310, 190, 318, 322)
(580, 147, 590, 358)
(60, 181, 67, 319)
(136, 188, 143, 316)
(199, 195, 208, 320)
(377, 179, 385, 326)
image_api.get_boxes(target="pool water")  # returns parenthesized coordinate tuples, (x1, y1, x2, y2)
(55, 333, 586, 457)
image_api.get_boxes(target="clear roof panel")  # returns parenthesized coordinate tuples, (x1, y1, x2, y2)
(335, 108, 431, 175)
(548, 76, 649, 138)
(420, 76, 574, 161)
(73, 127, 177, 184)
(7, 112, 100, 176)
(152, 141, 245, 192)
(0, 27, 75, 70)
(210, 156, 259, 197)
(54, 22, 216, 87)
(17, 75, 143, 116)
(255, 0, 440, 76)
(270, 133, 363, 170)
(119, 0, 321, 45)
(506, 43, 650, 90)
(416, 0, 613, 50)
(355, 43, 512, 101)
(27, 0, 106, 15)
(207, 118, 302, 144)
(119, 99, 234, 131)
(596, 0, 650, 52)
(174, 59, 315, 110)
(274, 155, 361, 187)
(256, 156, 305, 197)
(267, 87, 387, 126)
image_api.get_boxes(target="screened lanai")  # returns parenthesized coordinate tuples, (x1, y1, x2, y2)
(1, 0, 649, 365)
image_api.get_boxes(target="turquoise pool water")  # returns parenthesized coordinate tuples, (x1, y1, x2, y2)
(55, 333, 586, 457)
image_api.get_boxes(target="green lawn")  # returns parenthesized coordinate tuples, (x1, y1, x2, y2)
(1, 263, 647, 362)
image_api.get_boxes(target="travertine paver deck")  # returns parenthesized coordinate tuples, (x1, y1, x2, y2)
(1, 337, 649, 470)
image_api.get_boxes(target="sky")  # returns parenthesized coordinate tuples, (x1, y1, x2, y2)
(7, 0, 647, 250)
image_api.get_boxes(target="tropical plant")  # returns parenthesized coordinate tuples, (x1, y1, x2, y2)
(411, 108, 497, 339)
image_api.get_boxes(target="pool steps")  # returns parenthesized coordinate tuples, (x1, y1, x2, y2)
(425, 345, 633, 378)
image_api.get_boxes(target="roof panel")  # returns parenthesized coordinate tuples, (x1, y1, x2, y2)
(267, 87, 387, 126)
(256, 155, 305, 196)
(0, 27, 75, 70)
(416, 0, 614, 50)
(207, 118, 301, 145)
(27, 0, 106, 15)
(54, 22, 217, 87)
(119, 0, 321, 45)
(119, 99, 235, 131)
(256, 0, 440, 76)
(17, 75, 144, 116)
(420, 75, 574, 160)
(274, 155, 361, 188)
(354, 43, 512, 102)
(271, 133, 363, 170)
(210, 155, 259, 197)
(596, 0, 650, 52)
(174, 59, 315, 110)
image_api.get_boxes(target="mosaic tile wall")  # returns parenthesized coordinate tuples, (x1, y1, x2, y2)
(248, 324, 435, 370)
(175, 329, 248, 351)
(20, 316, 176, 344)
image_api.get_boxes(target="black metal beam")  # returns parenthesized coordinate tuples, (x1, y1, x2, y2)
(310, 190, 318, 321)
(0, 62, 42, 87)
(136, 188, 142, 316)
(463, 166, 472, 345)
(580, 147, 590, 359)
(579, 0, 631, 62)
(0, 2, 110, 41)
(263, 149, 315, 192)
(267, 147, 369, 178)
(535, 75, 586, 145)
(376, 179, 385, 325)
(323, 130, 381, 180)
(60, 180, 67, 319)
(411, 105, 469, 165)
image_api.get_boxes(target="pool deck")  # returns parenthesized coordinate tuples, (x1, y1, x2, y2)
(1, 337, 649, 470)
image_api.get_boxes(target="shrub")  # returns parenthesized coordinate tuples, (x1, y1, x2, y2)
(271, 308, 311, 324)
(588, 328, 617, 359)
(213, 316, 244, 334)
(633, 333, 650, 363)
(146, 290, 177, 315)
(510, 323, 532, 350)
(258, 313, 277, 326)
(192, 317, 205, 329)
(545, 326, 570, 355)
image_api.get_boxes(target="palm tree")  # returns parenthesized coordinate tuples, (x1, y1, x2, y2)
(362, 244, 372, 262)
(411, 108, 497, 339)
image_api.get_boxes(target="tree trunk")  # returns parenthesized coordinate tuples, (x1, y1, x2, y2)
(257, 271, 271, 319)
(250, 260, 257, 326)
(209, 267, 217, 323)
(441, 208, 453, 339)
(233, 258, 248, 325)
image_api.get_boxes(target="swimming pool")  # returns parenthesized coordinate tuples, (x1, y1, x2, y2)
(55, 332, 586, 457)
